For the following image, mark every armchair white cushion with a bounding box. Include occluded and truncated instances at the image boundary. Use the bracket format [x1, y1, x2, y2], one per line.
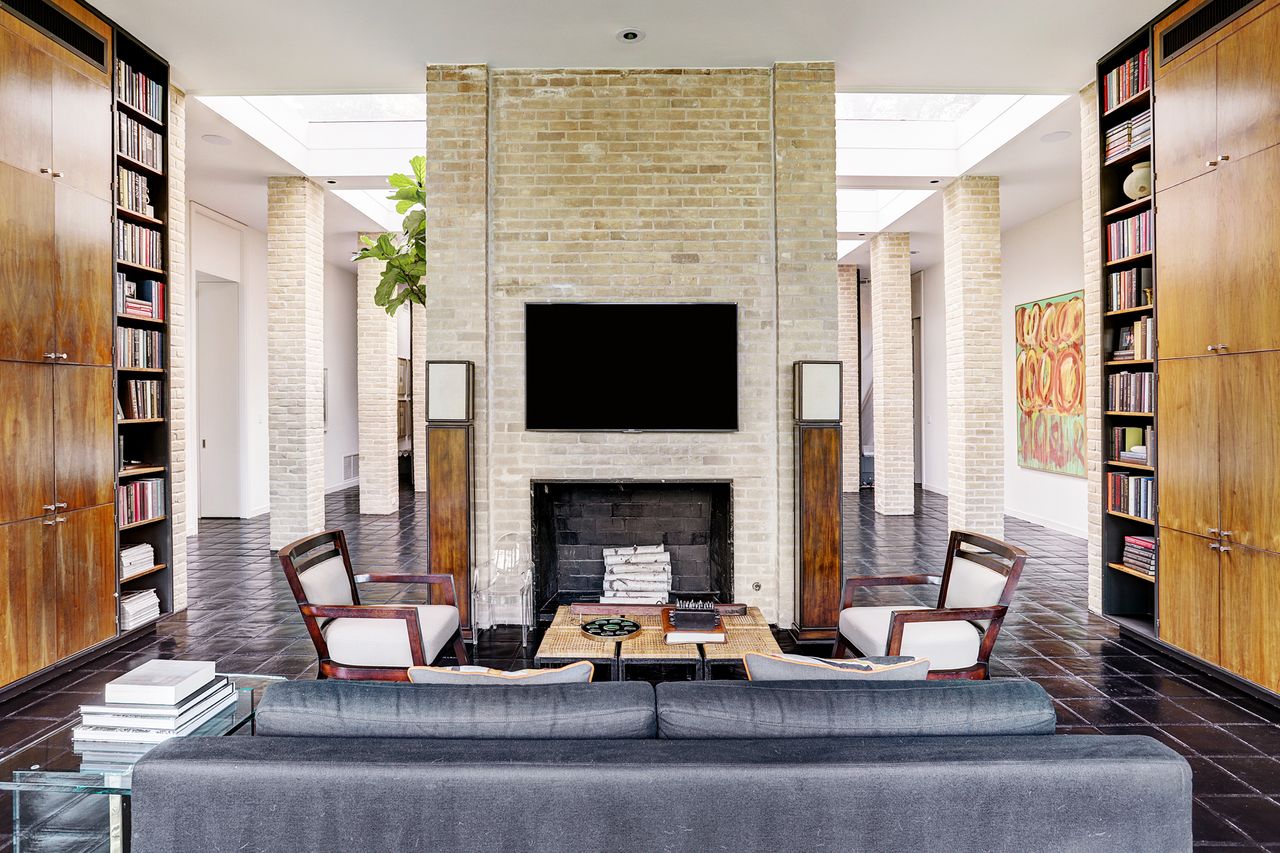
[838, 606, 982, 672]
[298, 556, 354, 606]
[323, 605, 459, 668]
[943, 555, 1008, 627]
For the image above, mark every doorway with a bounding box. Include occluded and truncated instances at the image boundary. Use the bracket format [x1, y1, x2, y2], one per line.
[196, 277, 242, 518]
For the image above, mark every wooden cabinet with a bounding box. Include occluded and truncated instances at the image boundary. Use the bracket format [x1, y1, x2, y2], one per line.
[54, 365, 114, 511]
[0, 24, 53, 177]
[1155, 171, 1219, 359]
[1219, 545, 1280, 694]
[1216, 6, 1280, 166]
[1216, 145, 1280, 355]
[1156, 356, 1219, 538]
[1158, 527, 1221, 664]
[0, 518, 57, 685]
[54, 184, 112, 365]
[1218, 351, 1280, 554]
[50, 63, 111, 202]
[0, 160, 56, 363]
[1153, 46, 1218, 191]
[0, 362, 54, 525]
[54, 504, 116, 658]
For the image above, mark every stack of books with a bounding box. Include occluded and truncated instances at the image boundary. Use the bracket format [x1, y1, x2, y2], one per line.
[1107, 371, 1155, 412]
[1103, 108, 1153, 163]
[73, 660, 234, 773]
[1102, 48, 1151, 112]
[119, 378, 163, 419]
[1122, 535, 1156, 577]
[120, 543, 156, 581]
[114, 274, 165, 320]
[120, 588, 160, 629]
[661, 606, 726, 645]
[1107, 472, 1155, 520]
[1107, 268, 1152, 311]
[118, 477, 165, 526]
[115, 58, 165, 123]
[116, 220, 163, 269]
[116, 327, 163, 369]
[1107, 210, 1152, 262]
[599, 544, 671, 606]
[116, 114, 163, 173]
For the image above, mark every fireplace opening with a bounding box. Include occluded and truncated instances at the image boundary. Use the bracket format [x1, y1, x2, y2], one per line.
[530, 480, 733, 621]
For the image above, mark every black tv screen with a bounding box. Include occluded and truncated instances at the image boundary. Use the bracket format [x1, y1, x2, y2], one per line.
[525, 303, 738, 431]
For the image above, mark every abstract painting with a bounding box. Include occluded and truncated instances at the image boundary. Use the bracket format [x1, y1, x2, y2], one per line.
[1015, 290, 1086, 477]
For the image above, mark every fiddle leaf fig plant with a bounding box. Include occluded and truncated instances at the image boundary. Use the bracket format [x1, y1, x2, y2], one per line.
[352, 155, 427, 316]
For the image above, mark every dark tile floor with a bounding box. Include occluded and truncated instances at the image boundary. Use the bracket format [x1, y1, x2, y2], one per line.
[1, 485, 1278, 849]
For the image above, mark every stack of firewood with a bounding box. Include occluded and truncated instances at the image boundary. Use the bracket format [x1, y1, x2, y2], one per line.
[599, 544, 671, 605]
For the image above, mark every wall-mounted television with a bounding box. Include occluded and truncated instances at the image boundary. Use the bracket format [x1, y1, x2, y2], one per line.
[525, 303, 738, 432]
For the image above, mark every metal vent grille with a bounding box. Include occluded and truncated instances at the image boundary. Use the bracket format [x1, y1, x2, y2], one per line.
[343, 454, 360, 481]
[1162, 0, 1264, 63]
[0, 0, 107, 70]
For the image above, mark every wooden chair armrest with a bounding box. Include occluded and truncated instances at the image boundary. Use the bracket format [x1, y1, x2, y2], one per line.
[841, 574, 942, 608]
[352, 573, 457, 606]
[298, 604, 429, 665]
[884, 605, 1008, 656]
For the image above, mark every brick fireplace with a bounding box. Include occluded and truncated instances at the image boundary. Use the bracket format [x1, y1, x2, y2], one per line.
[530, 481, 733, 620]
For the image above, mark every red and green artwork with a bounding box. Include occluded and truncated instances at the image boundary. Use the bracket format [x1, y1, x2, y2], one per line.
[1015, 291, 1086, 478]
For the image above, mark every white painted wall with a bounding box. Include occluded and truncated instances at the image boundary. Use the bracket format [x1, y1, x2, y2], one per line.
[917, 199, 1087, 536]
[323, 263, 359, 493]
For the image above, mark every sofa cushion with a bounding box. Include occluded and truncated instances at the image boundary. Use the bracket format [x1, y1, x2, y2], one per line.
[744, 653, 930, 681]
[656, 679, 1056, 739]
[839, 605, 982, 671]
[255, 680, 656, 739]
[407, 661, 593, 684]
[322, 604, 458, 668]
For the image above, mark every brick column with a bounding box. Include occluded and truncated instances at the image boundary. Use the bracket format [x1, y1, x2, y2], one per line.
[425, 65, 489, 580]
[266, 176, 326, 549]
[1080, 84, 1104, 612]
[356, 234, 398, 514]
[411, 304, 426, 491]
[774, 61, 839, 625]
[869, 234, 914, 514]
[167, 86, 189, 610]
[943, 176, 1003, 536]
[838, 264, 861, 491]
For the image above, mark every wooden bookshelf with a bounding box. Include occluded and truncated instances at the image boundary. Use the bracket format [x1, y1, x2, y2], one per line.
[113, 30, 175, 631]
[1098, 29, 1158, 635]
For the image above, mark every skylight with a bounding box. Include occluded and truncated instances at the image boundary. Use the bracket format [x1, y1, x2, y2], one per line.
[332, 189, 404, 232]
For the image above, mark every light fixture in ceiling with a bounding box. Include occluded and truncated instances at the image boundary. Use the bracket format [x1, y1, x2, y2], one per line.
[326, 179, 338, 184]
[201, 133, 231, 146]
[616, 28, 645, 43]
[929, 179, 940, 184]
[1040, 130, 1072, 144]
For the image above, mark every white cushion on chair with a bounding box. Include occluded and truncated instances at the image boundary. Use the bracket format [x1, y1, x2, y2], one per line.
[943, 555, 1009, 628]
[838, 606, 982, 672]
[298, 556, 354, 606]
[323, 605, 459, 668]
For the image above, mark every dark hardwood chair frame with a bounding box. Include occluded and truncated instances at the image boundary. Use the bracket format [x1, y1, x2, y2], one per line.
[279, 529, 469, 681]
[832, 530, 1028, 680]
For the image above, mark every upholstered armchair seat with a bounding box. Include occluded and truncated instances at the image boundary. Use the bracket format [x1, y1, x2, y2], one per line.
[838, 606, 983, 672]
[323, 605, 460, 669]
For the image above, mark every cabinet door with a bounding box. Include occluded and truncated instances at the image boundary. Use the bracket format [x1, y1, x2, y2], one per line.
[0, 518, 56, 686]
[0, 23, 53, 176]
[54, 503, 116, 658]
[1219, 351, 1280, 554]
[54, 364, 114, 511]
[1216, 5, 1280, 166]
[0, 160, 56, 361]
[51, 64, 111, 202]
[54, 183, 112, 365]
[1219, 545, 1280, 693]
[1157, 356, 1220, 538]
[0, 361, 54, 524]
[1154, 46, 1219, 192]
[1215, 145, 1280, 355]
[1158, 527, 1221, 664]
[1156, 171, 1220, 359]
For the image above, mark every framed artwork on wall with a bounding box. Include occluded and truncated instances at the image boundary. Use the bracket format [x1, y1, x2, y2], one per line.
[1015, 290, 1085, 478]
[397, 358, 410, 399]
[397, 400, 410, 440]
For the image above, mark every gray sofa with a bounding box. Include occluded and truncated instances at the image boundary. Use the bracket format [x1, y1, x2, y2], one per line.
[132, 679, 1192, 853]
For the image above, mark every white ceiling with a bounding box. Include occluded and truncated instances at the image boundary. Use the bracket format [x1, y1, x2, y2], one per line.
[95, 0, 1168, 95]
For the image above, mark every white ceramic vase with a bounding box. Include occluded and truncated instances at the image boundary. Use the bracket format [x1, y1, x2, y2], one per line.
[1123, 161, 1153, 200]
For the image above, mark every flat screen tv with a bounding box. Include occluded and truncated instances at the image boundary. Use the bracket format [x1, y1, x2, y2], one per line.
[525, 303, 738, 431]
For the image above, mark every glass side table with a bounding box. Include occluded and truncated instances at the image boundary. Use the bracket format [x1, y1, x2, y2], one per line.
[0, 673, 284, 853]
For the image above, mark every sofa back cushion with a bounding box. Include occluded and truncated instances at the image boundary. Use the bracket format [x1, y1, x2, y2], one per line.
[744, 653, 930, 681]
[656, 679, 1056, 739]
[407, 661, 593, 685]
[256, 680, 656, 739]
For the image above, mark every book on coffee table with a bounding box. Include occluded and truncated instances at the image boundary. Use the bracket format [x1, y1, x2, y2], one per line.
[661, 607, 727, 645]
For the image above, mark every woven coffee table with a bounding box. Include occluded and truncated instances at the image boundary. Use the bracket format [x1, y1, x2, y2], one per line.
[534, 606, 779, 680]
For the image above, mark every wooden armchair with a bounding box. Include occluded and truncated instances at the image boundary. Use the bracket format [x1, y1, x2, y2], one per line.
[278, 530, 468, 681]
[832, 530, 1027, 680]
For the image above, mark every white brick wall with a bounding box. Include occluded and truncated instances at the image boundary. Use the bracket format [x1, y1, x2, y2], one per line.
[425, 64, 837, 625]
[943, 176, 1004, 537]
[168, 87, 188, 609]
[870, 234, 915, 514]
[838, 264, 861, 491]
[1079, 84, 1104, 612]
[266, 176, 327, 549]
[411, 304, 426, 491]
[356, 234, 399, 514]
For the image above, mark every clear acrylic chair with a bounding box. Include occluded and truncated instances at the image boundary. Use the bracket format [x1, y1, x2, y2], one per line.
[486, 533, 534, 648]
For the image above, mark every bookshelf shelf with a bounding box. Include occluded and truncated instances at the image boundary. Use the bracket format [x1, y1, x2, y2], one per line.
[1109, 562, 1156, 583]
[1107, 460, 1155, 472]
[121, 563, 167, 582]
[116, 314, 165, 326]
[119, 465, 166, 478]
[1104, 142, 1153, 168]
[1105, 304, 1154, 317]
[1103, 87, 1150, 117]
[1106, 251, 1153, 267]
[116, 151, 163, 177]
[117, 417, 166, 425]
[1105, 411, 1154, 417]
[119, 515, 166, 531]
[1107, 510, 1155, 525]
[116, 206, 163, 226]
[116, 366, 165, 374]
[1103, 198, 1152, 220]
[1105, 359, 1154, 367]
[115, 97, 163, 128]
[116, 259, 165, 276]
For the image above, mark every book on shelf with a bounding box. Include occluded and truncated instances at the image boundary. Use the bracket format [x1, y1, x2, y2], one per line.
[116, 327, 164, 369]
[120, 589, 161, 630]
[1103, 47, 1151, 112]
[115, 274, 166, 320]
[116, 219, 163, 269]
[1108, 267, 1152, 311]
[1111, 316, 1155, 361]
[1107, 472, 1155, 520]
[1107, 210, 1152, 262]
[117, 165, 155, 216]
[120, 542, 156, 580]
[662, 607, 727, 645]
[1111, 426, 1155, 465]
[1104, 108, 1152, 163]
[120, 378, 163, 419]
[117, 477, 165, 526]
[116, 113, 163, 173]
[1121, 534, 1157, 576]
[1107, 371, 1155, 412]
[115, 58, 164, 123]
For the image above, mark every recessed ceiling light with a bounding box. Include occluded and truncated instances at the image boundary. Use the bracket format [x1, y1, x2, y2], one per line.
[201, 133, 231, 146]
[1040, 130, 1072, 144]
[616, 28, 645, 43]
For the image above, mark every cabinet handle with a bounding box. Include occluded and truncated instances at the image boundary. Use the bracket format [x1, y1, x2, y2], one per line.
[43, 351, 58, 359]
[1221, 530, 1233, 538]
[43, 503, 57, 511]
[1217, 343, 1228, 352]
[54, 501, 67, 509]
[1219, 545, 1232, 553]
[1206, 159, 1219, 167]
[42, 518, 57, 525]
[51, 171, 63, 178]
[1206, 345, 1218, 353]
[1219, 154, 1230, 162]
[1208, 527, 1219, 535]
[39, 167, 51, 174]
[1209, 542, 1221, 551]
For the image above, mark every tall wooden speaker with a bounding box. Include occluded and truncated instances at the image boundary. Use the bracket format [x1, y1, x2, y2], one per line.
[425, 361, 474, 640]
[793, 361, 844, 641]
